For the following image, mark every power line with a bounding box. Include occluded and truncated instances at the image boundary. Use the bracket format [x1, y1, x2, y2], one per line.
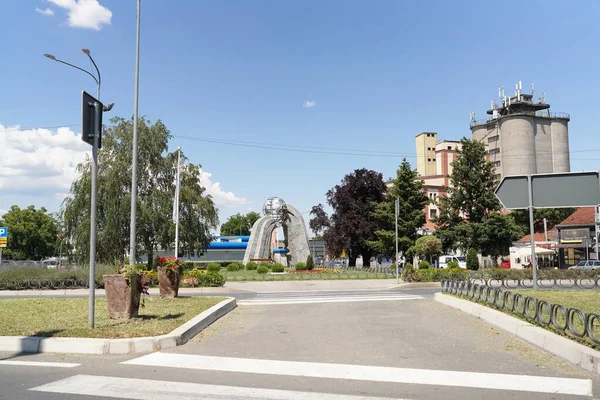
[2, 123, 600, 160]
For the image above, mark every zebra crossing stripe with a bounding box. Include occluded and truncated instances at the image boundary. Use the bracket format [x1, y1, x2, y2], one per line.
[122, 353, 593, 396]
[29, 374, 406, 400]
[238, 294, 423, 306]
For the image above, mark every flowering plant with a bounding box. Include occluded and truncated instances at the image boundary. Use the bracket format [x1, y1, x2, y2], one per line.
[156, 256, 181, 273]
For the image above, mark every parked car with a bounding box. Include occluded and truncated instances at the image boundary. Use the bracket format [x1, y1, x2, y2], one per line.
[500, 259, 511, 269]
[438, 255, 466, 269]
[568, 260, 600, 270]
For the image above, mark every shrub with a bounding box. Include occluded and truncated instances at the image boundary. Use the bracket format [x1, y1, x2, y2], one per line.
[180, 261, 196, 271]
[295, 262, 308, 271]
[271, 263, 285, 273]
[418, 261, 431, 270]
[207, 263, 221, 272]
[404, 263, 414, 271]
[466, 248, 479, 271]
[447, 260, 460, 269]
[257, 266, 268, 274]
[259, 262, 271, 270]
[226, 262, 243, 272]
[245, 262, 258, 270]
[199, 272, 226, 287]
[306, 255, 314, 270]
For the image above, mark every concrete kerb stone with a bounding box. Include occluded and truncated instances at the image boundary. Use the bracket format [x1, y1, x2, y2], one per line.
[0, 297, 237, 355]
[434, 292, 600, 375]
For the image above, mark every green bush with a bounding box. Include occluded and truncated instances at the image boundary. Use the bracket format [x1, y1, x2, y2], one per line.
[245, 262, 257, 270]
[226, 262, 242, 272]
[180, 261, 196, 271]
[257, 266, 268, 274]
[199, 272, 226, 287]
[467, 248, 479, 271]
[295, 262, 308, 271]
[404, 263, 414, 271]
[306, 255, 314, 270]
[207, 263, 221, 272]
[259, 262, 271, 270]
[271, 264, 285, 273]
[418, 261, 431, 270]
[402, 267, 469, 282]
[447, 260, 460, 269]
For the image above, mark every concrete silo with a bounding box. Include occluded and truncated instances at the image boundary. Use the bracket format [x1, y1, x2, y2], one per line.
[470, 82, 571, 178]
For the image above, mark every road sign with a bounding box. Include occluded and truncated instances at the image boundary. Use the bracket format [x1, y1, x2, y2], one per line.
[0, 227, 7, 238]
[495, 171, 600, 210]
[82, 90, 103, 149]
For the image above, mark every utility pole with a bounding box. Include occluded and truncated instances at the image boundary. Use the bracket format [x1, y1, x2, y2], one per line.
[395, 197, 399, 283]
[174, 147, 181, 258]
[129, 0, 142, 265]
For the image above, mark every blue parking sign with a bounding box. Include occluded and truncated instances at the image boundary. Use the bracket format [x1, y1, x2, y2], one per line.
[0, 227, 7, 238]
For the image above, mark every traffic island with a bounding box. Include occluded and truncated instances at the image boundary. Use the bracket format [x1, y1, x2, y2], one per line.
[434, 292, 600, 375]
[0, 296, 236, 354]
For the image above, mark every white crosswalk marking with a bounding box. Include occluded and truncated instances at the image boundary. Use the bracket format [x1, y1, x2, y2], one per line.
[0, 360, 80, 368]
[30, 374, 405, 400]
[123, 353, 593, 397]
[238, 292, 424, 306]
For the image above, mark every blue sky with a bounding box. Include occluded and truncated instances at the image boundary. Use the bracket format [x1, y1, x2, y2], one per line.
[1, 0, 600, 229]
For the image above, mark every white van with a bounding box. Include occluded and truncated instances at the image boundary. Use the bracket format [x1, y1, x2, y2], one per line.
[438, 255, 466, 269]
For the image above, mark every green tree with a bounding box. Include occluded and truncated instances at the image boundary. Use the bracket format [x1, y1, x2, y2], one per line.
[466, 248, 479, 271]
[367, 159, 429, 260]
[0, 205, 58, 260]
[220, 212, 261, 236]
[511, 208, 575, 238]
[61, 116, 218, 265]
[414, 235, 442, 263]
[436, 138, 521, 258]
[306, 254, 314, 270]
[325, 168, 387, 267]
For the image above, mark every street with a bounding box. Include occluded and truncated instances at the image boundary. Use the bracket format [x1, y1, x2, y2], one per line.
[0, 286, 597, 399]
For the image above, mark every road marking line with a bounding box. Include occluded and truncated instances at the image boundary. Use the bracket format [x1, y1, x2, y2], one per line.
[0, 360, 80, 368]
[30, 374, 406, 400]
[123, 353, 593, 396]
[238, 296, 424, 306]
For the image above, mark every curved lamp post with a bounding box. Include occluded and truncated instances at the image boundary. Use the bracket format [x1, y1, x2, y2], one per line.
[43, 49, 106, 328]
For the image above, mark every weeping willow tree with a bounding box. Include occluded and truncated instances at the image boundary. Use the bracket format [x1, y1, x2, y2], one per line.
[61, 116, 219, 265]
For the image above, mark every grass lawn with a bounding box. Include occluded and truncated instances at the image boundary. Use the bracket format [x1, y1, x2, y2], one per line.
[512, 290, 600, 315]
[0, 296, 226, 339]
[459, 289, 600, 349]
[223, 269, 395, 281]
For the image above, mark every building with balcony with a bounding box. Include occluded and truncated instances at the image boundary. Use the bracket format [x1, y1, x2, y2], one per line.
[470, 82, 571, 179]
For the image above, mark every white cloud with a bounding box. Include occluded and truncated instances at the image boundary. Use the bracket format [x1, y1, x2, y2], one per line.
[0, 124, 90, 198]
[199, 169, 247, 206]
[36, 7, 55, 16]
[302, 100, 316, 108]
[48, 0, 112, 30]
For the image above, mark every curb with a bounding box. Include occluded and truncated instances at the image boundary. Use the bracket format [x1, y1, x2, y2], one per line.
[0, 297, 237, 355]
[434, 292, 600, 375]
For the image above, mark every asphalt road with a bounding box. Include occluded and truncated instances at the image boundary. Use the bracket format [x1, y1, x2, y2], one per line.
[0, 286, 597, 399]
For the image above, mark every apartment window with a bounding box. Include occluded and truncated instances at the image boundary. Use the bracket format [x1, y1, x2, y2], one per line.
[429, 209, 438, 220]
[447, 146, 452, 150]
[489, 148, 500, 155]
[494, 174, 501, 181]
[493, 161, 501, 167]
[433, 158, 436, 161]
[488, 136, 499, 143]
[427, 158, 431, 162]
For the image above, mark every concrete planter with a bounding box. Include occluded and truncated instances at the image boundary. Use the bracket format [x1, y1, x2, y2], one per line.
[103, 274, 141, 319]
[158, 267, 180, 298]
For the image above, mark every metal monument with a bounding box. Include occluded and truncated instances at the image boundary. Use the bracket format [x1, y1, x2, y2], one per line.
[243, 197, 311, 266]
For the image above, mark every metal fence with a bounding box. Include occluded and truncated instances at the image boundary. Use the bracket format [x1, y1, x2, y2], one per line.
[442, 279, 600, 346]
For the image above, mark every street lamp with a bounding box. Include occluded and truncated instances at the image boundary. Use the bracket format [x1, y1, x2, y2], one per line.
[43, 49, 106, 328]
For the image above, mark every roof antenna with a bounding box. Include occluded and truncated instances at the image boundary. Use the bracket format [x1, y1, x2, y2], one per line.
[470, 111, 476, 122]
[530, 83, 535, 96]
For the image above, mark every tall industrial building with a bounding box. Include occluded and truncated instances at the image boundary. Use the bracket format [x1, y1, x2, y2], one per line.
[470, 81, 570, 179]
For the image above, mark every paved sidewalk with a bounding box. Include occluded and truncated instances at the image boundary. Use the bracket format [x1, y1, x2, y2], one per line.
[0, 279, 407, 297]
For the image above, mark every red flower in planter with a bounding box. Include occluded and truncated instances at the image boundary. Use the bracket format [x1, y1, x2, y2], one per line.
[156, 255, 180, 272]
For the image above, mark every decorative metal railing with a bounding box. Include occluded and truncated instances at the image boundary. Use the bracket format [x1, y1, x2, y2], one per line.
[442, 279, 600, 346]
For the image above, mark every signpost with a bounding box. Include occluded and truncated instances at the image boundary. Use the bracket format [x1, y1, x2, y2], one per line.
[395, 197, 399, 283]
[495, 171, 600, 289]
[82, 91, 103, 329]
[0, 227, 7, 265]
